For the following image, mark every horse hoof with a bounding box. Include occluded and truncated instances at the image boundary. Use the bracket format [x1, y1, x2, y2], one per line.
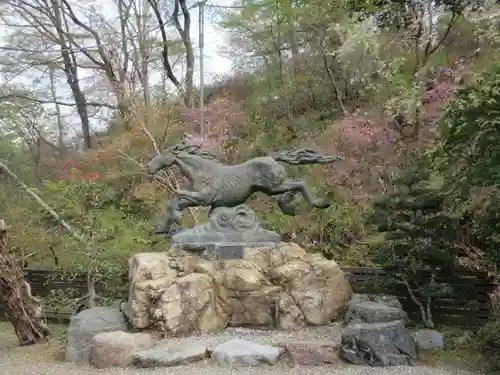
[315, 200, 330, 209]
[168, 228, 182, 237]
[153, 225, 170, 235]
[282, 207, 296, 216]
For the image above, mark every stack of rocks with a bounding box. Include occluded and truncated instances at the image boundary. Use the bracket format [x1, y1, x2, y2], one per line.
[339, 294, 418, 366]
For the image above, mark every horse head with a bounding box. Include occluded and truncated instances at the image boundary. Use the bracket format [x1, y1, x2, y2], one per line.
[146, 152, 177, 175]
[146, 140, 222, 176]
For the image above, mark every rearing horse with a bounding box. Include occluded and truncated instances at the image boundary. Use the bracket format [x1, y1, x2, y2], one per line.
[146, 141, 343, 236]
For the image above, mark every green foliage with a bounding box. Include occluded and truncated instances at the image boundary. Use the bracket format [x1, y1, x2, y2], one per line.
[0, 170, 161, 270]
[0, 104, 41, 183]
[1, 0, 497, 286]
[0, 139, 34, 180]
[345, 0, 411, 29]
[476, 321, 500, 373]
[337, 233, 385, 266]
[346, 0, 484, 29]
[0, 176, 157, 308]
[366, 166, 462, 326]
[432, 60, 500, 268]
[311, 196, 364, 250]
[38, 179, 156, 266]
[434, 61, 500, 190]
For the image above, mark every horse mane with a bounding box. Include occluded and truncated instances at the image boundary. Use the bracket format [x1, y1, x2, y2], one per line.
[168, 140, 221, 162]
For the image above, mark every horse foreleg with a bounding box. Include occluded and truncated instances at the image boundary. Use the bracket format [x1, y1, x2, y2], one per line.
[270, 180, 330, 209]
[153, 197, 180, 235]
[154, 191, 205, 235]
[276, 191, 299, 216]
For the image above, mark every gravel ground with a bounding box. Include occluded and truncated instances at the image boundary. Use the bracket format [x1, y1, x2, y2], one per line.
[0, 322, 484, 375]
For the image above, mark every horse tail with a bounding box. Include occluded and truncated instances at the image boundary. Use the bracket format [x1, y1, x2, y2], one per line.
[271, 148, 344, 165]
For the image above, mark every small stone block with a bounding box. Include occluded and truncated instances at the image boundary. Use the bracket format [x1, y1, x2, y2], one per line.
[286, 340, 340, 365]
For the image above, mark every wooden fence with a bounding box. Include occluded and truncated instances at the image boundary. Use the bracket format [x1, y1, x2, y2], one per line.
[342, 267, 497, 330]
[22, 269, 94, 296]
[0, 267, 497, 329]
[0, 269, 104, 321]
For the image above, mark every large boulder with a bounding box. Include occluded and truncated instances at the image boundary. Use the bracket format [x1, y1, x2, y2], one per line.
[91, 331, 155, 368]
[340, 320, 417, 366]
[123, 243, 352, 336]
[65, 307, 127, 364]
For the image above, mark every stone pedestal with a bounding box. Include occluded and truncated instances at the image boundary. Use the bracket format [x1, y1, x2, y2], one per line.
[123, 243, 353, 336]
[171, 205, 281, 259]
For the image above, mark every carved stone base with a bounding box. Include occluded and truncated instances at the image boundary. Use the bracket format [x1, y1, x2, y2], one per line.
[171, 205, 281, 258]
[124, 243, 353, 335]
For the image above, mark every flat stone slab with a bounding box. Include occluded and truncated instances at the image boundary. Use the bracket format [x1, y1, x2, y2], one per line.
[349, 294, 403, 309]
[286, 340, 341, 365]
[134, 344, 208, 367]
[211, 338, 285, 366]
[346, 300, 407, 324]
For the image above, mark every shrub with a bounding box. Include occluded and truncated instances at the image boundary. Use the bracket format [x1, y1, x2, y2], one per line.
[476, 321, 500, 373]
[432, 60, 500, 269]
[366, 165, 463, 328]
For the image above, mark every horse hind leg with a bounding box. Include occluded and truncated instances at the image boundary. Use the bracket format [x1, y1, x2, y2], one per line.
[272, 180, 330, 209]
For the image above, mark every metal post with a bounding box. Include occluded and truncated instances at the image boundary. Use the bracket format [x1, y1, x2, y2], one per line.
[198, 1, 205, 142]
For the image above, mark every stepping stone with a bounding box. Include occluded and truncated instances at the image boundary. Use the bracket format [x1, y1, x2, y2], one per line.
[211, 338, 285, 366]
[91, 331, 155, 368]
[134, 343, 208, 367]
[286, 339, 341, 365]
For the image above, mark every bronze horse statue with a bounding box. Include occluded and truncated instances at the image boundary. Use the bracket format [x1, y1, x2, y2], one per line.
[146, 140, 343, 236]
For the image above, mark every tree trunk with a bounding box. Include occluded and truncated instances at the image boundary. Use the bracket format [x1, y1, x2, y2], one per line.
[48, 65, 66, 158]
[60, 0, 130, 132]
[50, 0, 92, 149]
[285, 0, 299, 77]
[0, 220, 51, 346]
[275, 2, 284, 83]
[173, 0, 194, 107]
[147, 0, 185, 100]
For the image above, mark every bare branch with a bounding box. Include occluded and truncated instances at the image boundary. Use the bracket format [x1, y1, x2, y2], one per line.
[0, 93, 117, 109]
[146, 0, 183, 92]
[59, 0, 115, 77]
[0, 160, 82, 242]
